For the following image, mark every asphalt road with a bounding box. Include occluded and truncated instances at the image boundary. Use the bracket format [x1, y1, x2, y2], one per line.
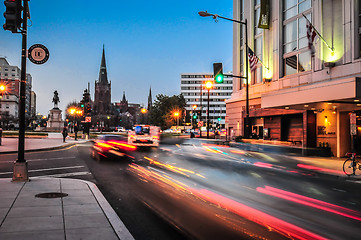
[1, 139, 361, 239]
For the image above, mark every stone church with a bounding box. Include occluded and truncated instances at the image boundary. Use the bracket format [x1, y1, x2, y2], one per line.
[93, 46, 111, 127]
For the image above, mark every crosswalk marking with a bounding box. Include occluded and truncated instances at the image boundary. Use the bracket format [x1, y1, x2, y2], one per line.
[0, 165, 85, 175]
[32, 171, 92, 178]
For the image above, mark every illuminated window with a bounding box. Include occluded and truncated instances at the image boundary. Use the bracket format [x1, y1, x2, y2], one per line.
[283, 0, 312, 76]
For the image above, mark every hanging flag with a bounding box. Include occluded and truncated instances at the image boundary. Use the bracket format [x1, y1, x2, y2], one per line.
[248, 47, 258, 72]
[306, 21, 317, 56]
[258, 0, 270, 29]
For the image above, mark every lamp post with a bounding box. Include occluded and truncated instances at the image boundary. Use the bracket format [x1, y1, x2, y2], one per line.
[0, 84, 5, 129]
[198, 11, 250, 138]
[205, 81, 213, 139]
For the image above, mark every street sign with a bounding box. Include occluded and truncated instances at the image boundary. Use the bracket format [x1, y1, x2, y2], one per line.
[28, 44, 49, 65]
[198, 121, 203, 127]
[85, 116, 91, 123]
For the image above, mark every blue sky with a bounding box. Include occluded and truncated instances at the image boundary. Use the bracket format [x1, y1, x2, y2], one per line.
[0, 0, 233, 115]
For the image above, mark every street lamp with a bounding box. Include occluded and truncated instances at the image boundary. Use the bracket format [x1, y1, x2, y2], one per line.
[198, 11, 250, 138]
[174, 111, 180, 130]
[205, 80, 213, 139]
[141, 108, 147, 124]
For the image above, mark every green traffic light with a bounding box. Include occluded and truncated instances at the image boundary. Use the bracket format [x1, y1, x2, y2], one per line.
[193, 115, 197, 119]
[81, 104, 84, 108]
[218, 117, 222, 121]
[215, 74, 224, 83]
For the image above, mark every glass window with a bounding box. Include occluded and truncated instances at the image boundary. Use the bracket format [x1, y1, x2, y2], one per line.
[283, 0, 311, 76]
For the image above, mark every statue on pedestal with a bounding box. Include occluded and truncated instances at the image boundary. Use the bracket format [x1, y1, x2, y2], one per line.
[47, 90, 64, 131]
[52, 90, 60, 109]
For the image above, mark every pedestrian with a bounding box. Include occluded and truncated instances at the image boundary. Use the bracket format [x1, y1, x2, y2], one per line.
[61, 126, 68, 143]
[74, 123, 78, 141]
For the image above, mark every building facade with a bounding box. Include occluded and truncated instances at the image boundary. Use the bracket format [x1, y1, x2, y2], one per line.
[181, 73, 233, 128]
[227, 0, 361, 157]
[0, 57, 33, 127]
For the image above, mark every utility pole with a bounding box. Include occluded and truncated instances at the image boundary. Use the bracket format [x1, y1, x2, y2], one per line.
[13, 0, 29, 181]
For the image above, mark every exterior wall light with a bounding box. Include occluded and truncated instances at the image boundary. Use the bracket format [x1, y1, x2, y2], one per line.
[324, 62, 336, 68]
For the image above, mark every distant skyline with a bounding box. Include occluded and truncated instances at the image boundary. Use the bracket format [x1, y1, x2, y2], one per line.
[0, 1, 233, 115]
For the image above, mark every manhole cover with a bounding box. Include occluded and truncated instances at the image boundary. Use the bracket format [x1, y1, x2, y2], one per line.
[35, 192, 68, 198]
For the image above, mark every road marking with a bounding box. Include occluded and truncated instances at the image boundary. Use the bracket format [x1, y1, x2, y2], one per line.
[0, 165, 85, 175]
[32, 171, 92, 178]
[0, 156, 77, 164]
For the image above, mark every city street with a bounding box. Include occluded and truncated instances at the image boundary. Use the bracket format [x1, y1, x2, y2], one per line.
[1, 139, 361, 239]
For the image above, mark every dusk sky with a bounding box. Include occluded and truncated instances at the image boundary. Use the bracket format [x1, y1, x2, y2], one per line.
[1, 0, 233, 115]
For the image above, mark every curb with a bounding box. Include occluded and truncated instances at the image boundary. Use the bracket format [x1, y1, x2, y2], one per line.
[77, 178, 134, 240]
[0, 142, 77, 155]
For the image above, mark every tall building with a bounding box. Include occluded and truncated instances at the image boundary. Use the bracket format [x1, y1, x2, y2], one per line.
[30, 91, 36, 119]
[0, 57, 33, 127]
[227, 0, 361, 157]
[181, 73, 233, 128]
[94, 46, 111, 116]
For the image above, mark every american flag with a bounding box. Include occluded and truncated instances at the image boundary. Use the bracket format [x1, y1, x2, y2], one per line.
[248, 47, 258, 72]
[307, 21, 317, 56]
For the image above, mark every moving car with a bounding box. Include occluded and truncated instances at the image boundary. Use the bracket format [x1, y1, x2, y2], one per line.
[128, 125, 160, 147]
[91, 134, 137, 160]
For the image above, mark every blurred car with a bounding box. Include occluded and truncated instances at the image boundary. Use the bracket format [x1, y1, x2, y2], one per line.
[91, 134, 137, 160]
[116, 126, 126, 132]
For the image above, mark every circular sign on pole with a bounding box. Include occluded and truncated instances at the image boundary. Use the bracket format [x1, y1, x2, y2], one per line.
[28, 44, 49, 65]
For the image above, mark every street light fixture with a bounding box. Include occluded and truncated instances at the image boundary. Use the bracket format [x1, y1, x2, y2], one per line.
[198, 11, 250, 138]
[174, 111, 180, 130]
[205, 80, 213, 139]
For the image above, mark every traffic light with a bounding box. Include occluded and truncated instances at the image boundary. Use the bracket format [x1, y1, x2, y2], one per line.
[3, 0, 22, 33]
[193, 114, 197, 119]
[80, 103, 84, 108]
[213, 63, 224, 83]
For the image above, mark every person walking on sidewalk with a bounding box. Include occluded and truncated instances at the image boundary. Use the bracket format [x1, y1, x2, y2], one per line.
[74, 123, 78, 141]
[62, 126, 68, 143]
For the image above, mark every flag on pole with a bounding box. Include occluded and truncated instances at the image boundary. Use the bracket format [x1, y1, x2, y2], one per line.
[248, 47, 258, 72]
[306, 21, 317, 56]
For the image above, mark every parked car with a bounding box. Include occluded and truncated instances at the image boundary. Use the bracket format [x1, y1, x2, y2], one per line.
[91, 134, 137, 160]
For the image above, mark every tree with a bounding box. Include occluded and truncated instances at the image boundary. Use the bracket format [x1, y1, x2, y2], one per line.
[149, 94, 186, 130]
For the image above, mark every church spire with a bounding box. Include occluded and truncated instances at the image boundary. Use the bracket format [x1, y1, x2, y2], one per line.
[147, 86, 152, 110]
[121, 91, 127, 103]
[98, 45, 108, 84]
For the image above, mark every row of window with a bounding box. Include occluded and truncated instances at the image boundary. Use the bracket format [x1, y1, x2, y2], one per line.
[181, 87, 232, 90]
[1, 68, 16, 71]
[184, 92, 231, 96]
[181, 75, 213, 78]
[187, 104, 225, 108]
[0, 73, 16, 77]
[181, 80, 232, 84]
[186, 98, 227, 102]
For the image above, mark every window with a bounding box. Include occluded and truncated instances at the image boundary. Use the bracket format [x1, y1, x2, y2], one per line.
[358, 1, 361, 58]
[253, 0, 263, 84]
[283, 0, 311, 76]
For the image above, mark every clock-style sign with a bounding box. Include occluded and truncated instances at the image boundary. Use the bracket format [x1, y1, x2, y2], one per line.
[28, 44, 49, 65]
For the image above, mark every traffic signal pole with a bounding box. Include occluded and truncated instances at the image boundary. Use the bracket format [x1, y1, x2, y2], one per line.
[13, 0, 29, 181]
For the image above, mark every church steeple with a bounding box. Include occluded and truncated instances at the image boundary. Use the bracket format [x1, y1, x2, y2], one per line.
[147, 86, 152, 110]
[121, 91, 127, 103]
[98, 45, 108, 84]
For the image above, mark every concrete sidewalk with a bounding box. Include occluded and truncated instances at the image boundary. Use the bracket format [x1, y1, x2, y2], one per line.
[0, 178, 134, 240]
